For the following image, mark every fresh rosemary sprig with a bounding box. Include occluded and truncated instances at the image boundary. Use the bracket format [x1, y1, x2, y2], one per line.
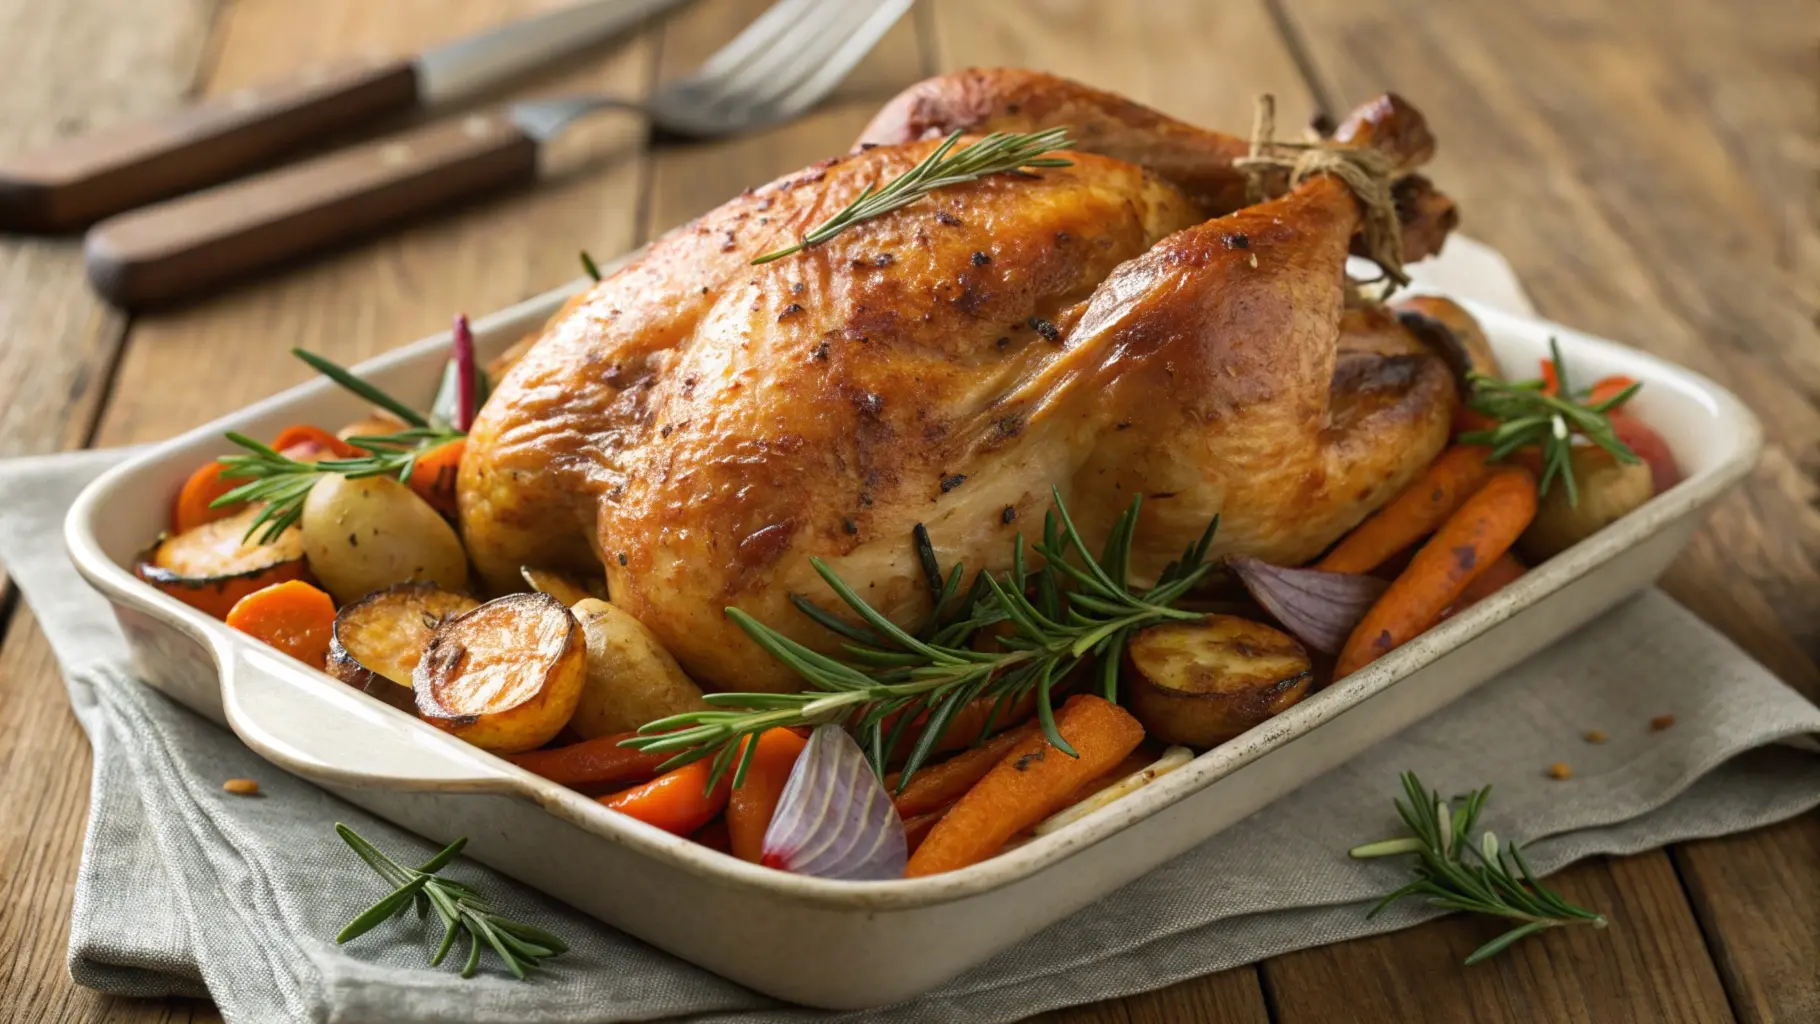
[751, 128, 1076, 265]
[1458, 338, 1641, 507]
[215, 426, 463, 543]
[626, 488, 1219, 792]
[334, 824, 568, 980]
[580, 250, 602, 282]
[1350, 771, 1607, 964]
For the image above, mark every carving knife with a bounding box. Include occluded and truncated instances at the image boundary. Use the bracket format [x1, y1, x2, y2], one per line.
[0, 0, 690, 231]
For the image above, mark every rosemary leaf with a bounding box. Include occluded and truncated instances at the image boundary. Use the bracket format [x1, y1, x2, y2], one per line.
[1352, 772, 1607, 963]
[752, 129, 1075, 265]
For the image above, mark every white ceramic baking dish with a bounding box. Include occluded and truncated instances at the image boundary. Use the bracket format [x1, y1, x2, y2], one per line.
[64, 254, 1761, 1009]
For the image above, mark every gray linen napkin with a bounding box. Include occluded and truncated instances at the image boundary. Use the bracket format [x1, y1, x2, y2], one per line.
[3, 240, 1818, 1022]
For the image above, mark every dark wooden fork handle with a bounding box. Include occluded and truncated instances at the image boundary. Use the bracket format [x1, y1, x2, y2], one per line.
[85, 111, 540, 308]
[0, 56, 420, 232]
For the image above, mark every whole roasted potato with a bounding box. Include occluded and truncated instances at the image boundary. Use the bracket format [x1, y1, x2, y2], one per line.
[1519, 446, 1654, 561]
[1124, 614, 1313, 748]
[300, 473, 468, 604]
[568, 598, 708, 737]
[415, 592, 585, 752]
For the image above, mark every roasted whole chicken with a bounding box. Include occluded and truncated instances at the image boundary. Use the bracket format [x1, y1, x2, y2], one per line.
[459, 69, 1466, 693]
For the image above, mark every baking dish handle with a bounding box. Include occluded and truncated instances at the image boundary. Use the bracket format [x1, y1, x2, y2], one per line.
[219, 640, 523, 795]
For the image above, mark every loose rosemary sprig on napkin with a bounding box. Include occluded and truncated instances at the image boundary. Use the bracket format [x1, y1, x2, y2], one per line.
[334, 824, 568, 980]
[1458, 338, 1641, 507]
[626, 488, 1219, 792]
[751, 128, 1076, 265]
[1350, 771, 1607, 964]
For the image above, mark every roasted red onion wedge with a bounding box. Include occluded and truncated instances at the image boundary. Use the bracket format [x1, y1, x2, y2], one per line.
[1228, 556, 1388, 654]
[761, 725, 907, 880]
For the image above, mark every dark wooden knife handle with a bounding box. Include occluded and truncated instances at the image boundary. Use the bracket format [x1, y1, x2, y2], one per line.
[0, 56, 420, 232]
[85, 112, 540, 308]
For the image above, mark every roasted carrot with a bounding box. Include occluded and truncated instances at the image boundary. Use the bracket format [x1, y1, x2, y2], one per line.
[889, 721, 1039, 818]
[726, 727, 810, 863]
[407, 438, 466, 518]
[903, 806, 952, 855]
[1316, 445, 1494, 574]
[1336, 467, 1539, 679]
[882, 692, 1036, 761]
[271, 424, 362, 460]
[172, 460, 244, 534]
[224, 580, 336, 668]
[505, 732, 672, 788]
[1587, 375, 1640, 407]
[1539, 358, 1561, 397]
[905, 695, 1146, 877]
[601, 759, 733, 835]
[693, 818, 732, 854]
[1441, 553, 1527, 619]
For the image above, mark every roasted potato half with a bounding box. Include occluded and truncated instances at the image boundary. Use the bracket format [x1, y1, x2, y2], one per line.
[1124, 615, 1313, 748]
[414, 592, 585, 752]
[300, 472, 469, 604]
[328, 583, 480, 711]
[135, 506, 308, 620]
[567, 598, 708, 738]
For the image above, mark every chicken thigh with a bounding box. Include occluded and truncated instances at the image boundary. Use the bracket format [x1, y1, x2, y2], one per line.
[459, 74, 1460, 693]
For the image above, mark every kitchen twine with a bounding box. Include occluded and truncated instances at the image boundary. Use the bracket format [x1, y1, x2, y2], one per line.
[1233, 94, 1408, 287]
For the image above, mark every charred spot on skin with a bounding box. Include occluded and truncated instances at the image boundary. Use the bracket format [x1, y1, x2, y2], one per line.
[940, 473, 967, 493]
[1055, 230, 1072, 246]
[617, 552, 628, 566]
[857, 392, 884, 417]
[1014, 749, 1045, 771]
[1001, 505, 1017, 524]
[1453, 545, 1478, 573]
[778, 303, 805, 321]
[347, 533, 358, 547]
[935, 210, 962, 227]
[1028, 317, 1060, 342]
[994, 415, 1023, 439]
[842, 518, 859, 536]
[737, 522, 795, 570]
[996, 336, 1011, 349]
[791, 281, 805, 295]
[811, 339, 831, 361]
[1116, 420, 1132, 431]
[971, 251, 992, 266]
[660, 424, 673, 438]
[1223, 232, 1250, 249]
[1150, 491, 1177, 499]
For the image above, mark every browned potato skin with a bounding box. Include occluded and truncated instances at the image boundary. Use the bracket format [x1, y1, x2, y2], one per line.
[1124, 614, 1313, 748]
[414, 592, 585, 753]
[568, 598, 707, 738]
[1519, 447, 1654, 561]
[327, 583, 480, 704]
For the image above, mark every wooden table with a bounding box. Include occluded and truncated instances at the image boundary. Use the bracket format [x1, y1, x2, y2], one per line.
[1, 1, 1814, 1021]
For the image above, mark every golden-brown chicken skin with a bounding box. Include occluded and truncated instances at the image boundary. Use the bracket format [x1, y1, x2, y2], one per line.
[460, 75, 1459, 694]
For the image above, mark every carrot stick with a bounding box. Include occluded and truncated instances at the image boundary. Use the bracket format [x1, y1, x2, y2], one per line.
[884, 692, 1037, 761]
[224, 580, 336, 668]
[601, 759, 732, 836]
[505, 732, 673, 788]
[272, 424, 362, 460]
[1316, 445, 1495, 574]
[903, 806, 952, 855]
[1587, 375, 1639, 407]
[905, 695, 1146, 877]
[1336, 467, 1539, 679]
[693, 818, 732, 854]
[1441, 553, 1526, 620]
[726, 728, 809, 863]
[172, 460, 244, 534]
[889, 721, 1039, 818]
[407, 438, 465, 518]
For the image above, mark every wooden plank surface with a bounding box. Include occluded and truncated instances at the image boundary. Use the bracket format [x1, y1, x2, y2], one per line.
[0, 1, 1815, 1022]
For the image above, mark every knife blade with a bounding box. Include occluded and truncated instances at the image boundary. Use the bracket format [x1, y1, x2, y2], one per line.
[0, 0, 689, 232]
